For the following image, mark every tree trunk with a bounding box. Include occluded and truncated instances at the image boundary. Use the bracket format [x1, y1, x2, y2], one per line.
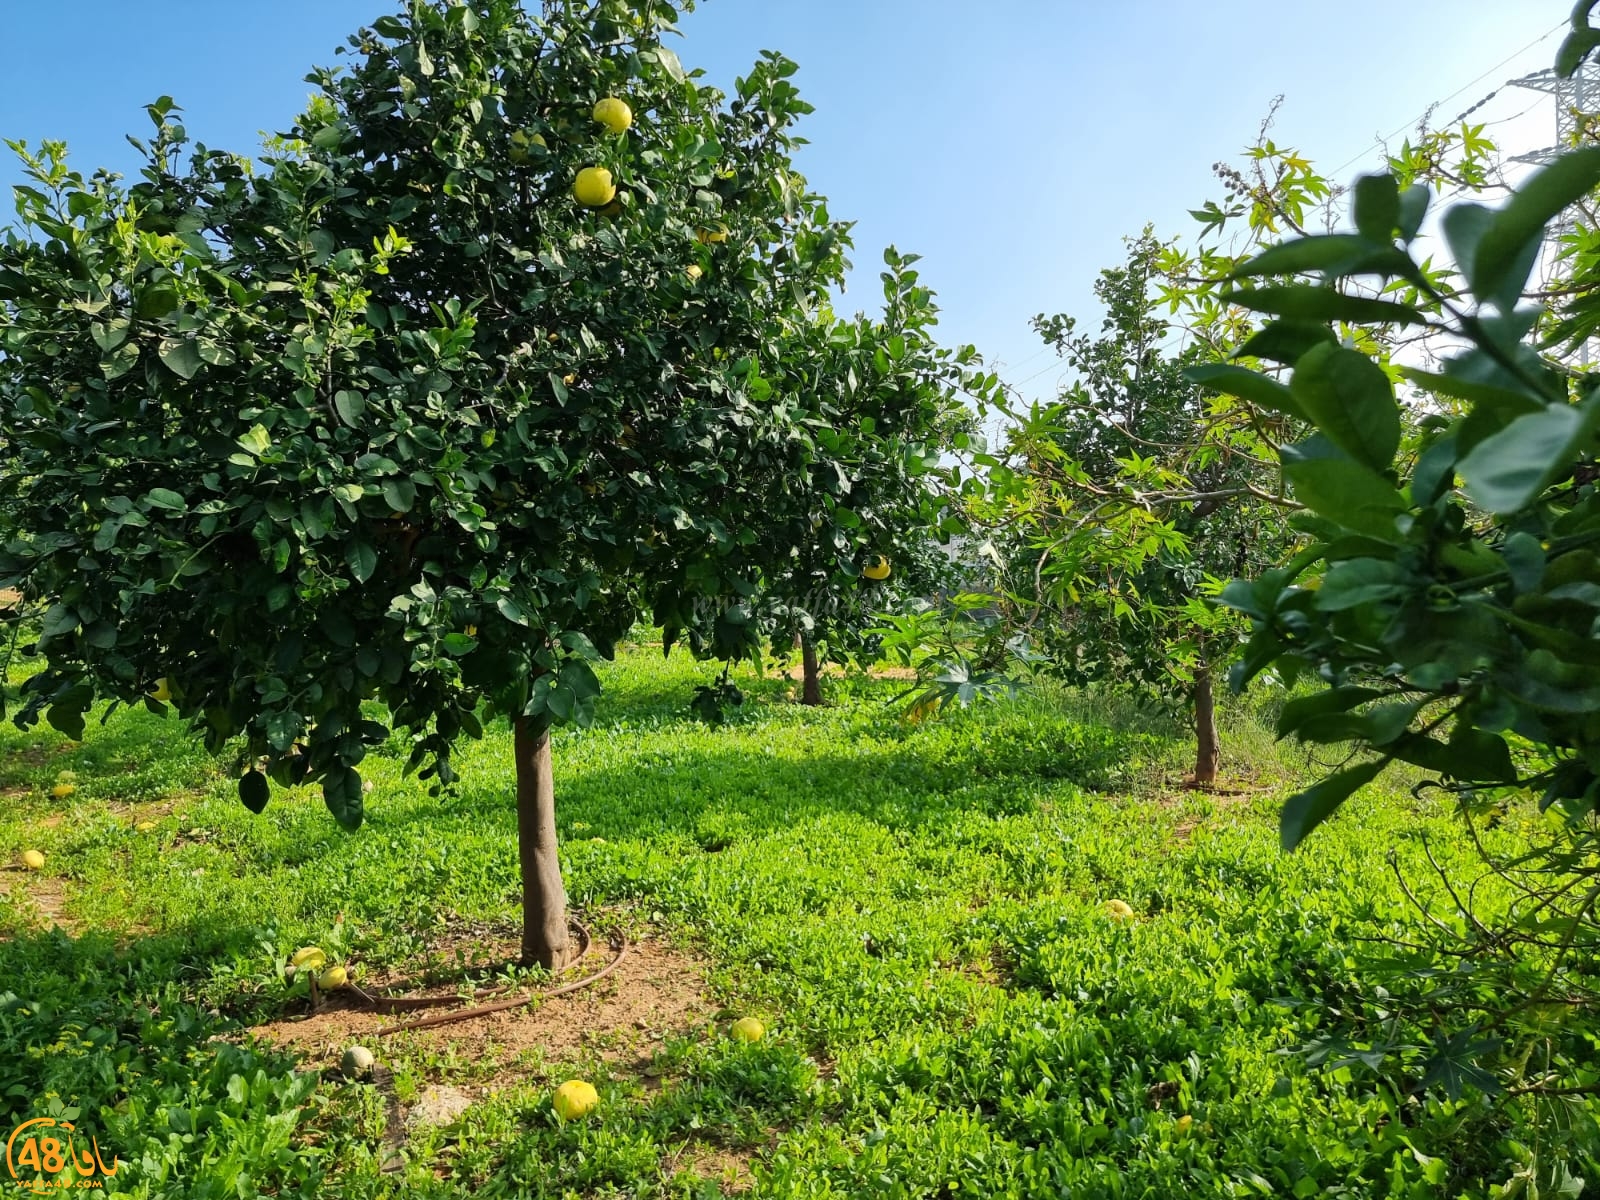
[1192, 665, 1221, 787]
[800, 635, 823, 706]
[513, 716, 574, 970]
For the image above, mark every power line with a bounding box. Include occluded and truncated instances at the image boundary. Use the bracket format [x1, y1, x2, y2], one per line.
[1325, 19, 1566, 179]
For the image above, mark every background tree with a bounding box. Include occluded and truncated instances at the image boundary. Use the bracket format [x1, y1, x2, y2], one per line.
[986, 232, 1292, 784]
[0, 0, 856, 969]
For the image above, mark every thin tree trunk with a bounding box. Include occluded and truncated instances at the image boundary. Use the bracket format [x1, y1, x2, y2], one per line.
[800, 634, 822, 706]
[513, 716, 573, 970]
[1192, 665, 1220, 787]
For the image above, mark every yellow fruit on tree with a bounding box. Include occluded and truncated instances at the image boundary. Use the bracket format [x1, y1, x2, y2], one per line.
[563, 373, 577, 386]
[149, 677, 172, 703]
[21, 849, 45, 871]
[573, 166, 616, 208]
[686, 264, 703, 281]
[464, 625, 478, 637]
[730, 1016, 765, 1043]
[552, 1079, 599, 1121]
[292, 946, 328, 971]
[862, 556, 891, 581]
[696, 224, 729, 245]
[592, 97, 632, 133]
[1104, 899, 1135, 923]
[508, 128, 546, 163]
[318, 965, 349, 991]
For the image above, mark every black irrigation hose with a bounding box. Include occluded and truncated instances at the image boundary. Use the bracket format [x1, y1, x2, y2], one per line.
[372, 921, 628, 1037]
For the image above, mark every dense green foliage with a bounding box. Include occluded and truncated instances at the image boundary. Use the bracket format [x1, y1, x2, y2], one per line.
[2, 647, 1591, 1196]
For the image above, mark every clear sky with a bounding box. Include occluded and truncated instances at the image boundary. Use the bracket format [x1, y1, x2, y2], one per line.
[0, 2, 1568, 400]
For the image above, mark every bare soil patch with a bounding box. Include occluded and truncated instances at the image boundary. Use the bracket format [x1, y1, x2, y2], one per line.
[669, 1143, 757, 1193]
[0, 868, 72, 933]
[251, 932, 717, 1096]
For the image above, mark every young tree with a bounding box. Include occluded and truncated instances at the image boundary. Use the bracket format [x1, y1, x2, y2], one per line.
[0, 0, 853, 969]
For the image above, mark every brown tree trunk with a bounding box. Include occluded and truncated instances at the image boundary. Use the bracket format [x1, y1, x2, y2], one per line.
[800, 635, 823, 706]
[1192, 665, 1220, 787]
[513, 716, 574, 970]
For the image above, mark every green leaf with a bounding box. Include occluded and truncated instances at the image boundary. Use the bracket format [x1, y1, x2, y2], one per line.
[1314, 559, 1408, 611]
[1474, 149, 1600, 309]
[382, 479, 417, 512]
[1225, 285, 1425, 327]
[1557, 27, 1600, 77]
[1352, 174, 1400, 242]
[145, 488, 186, 512]
[1281, 759, 1389, 850]
[1396, 184, 1430, 242]
[1282, 436, 1407, 540]
[238, 425, 272, 456]
[346, 540, 378, 583]
[322, 767, 364, 830]
[496, 595, 529, 625]
[1457, 398, 1600, 515]
[1183, 363, 1304, 420]
[334, 390, 367, 427]
[1233, 234, 1414, 282]
[239, 770, 271, 815]
[159, 338, 203, 380]
[1289, 343, 1401, 471]
[1235, 321, 1336, 367]
[1276, 686, 1384, 740]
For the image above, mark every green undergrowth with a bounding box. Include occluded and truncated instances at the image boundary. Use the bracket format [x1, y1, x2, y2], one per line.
[0, 648, 1589, 1197]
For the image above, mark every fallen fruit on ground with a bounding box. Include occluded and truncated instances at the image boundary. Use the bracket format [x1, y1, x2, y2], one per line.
[1176, 1114, 1194, 1136]
[573, 166, 616, 208]
[592, 96, 632, 133]
[135, 821, 157, 833]
[318, 965, 349, 990]
[292, 946, 327, 971]
[341, 1046, 376, 1079]
[863, 556, 891, 581]
[51, 784, 75, 799]
[21, 849, 45, 870]
[552, 1079, 599, 1121]
[1105, 898, 1136, 922]
[730, 1016, 765, 1042]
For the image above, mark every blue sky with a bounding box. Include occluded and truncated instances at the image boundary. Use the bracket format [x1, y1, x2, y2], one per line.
[0, 2, 1567, 399]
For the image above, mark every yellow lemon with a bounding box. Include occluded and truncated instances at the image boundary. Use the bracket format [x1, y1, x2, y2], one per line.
[318, 965, 349, 991]
[686, 264, 703, 281]
[1176, 1114, 1194, 1136]
[464, 624, 478, 637]
[730, 1016, 765, 1043]
[547, 332, 561, 343]
[149, 677, 172, 703]
[51, 783, 75, 799]
[1104, 899, 1135, 923]
[862, 556, 890, 581]
[135, 820, 157, 833]
[552, 1079, 599, 1121]
[592, 97, 632, 133]
[563, 373, 577, 386]
[292, 946, 327, 971]
[21, 849, 45, 871]
[696, 224, 729, 245]
[573, 166, 616, 208]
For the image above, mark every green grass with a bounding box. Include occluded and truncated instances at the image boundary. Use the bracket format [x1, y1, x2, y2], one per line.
[0, 648, 1589, 1197]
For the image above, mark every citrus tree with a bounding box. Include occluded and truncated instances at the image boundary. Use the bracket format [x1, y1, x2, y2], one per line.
[0, 0, 853, 969]
[729, 249, 978, 707]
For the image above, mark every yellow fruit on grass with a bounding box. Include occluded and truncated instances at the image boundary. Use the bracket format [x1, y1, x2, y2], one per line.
[149, 677, 172, 703]
[1175, 1114, 1194, 1136]
[51, 784, 75, 799]
[1104, 899, 1135, 923]
[21, 849, 45, 870]
[292, 946, 328, 971]
[685, 264, 703, 281]
[318, 965, 349, 991]
[135, 820, 157, 833]
[862, 556, 891, 581]
[730, 1016, 765, 1043]
[696, 224, 729, 245]
[592, 97, 632, 133]
[573, 166, 616, 208]
[552, 1079, 599, 1121]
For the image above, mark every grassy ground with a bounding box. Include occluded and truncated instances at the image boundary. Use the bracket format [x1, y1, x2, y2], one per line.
[0, 646, 1586, 1197]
